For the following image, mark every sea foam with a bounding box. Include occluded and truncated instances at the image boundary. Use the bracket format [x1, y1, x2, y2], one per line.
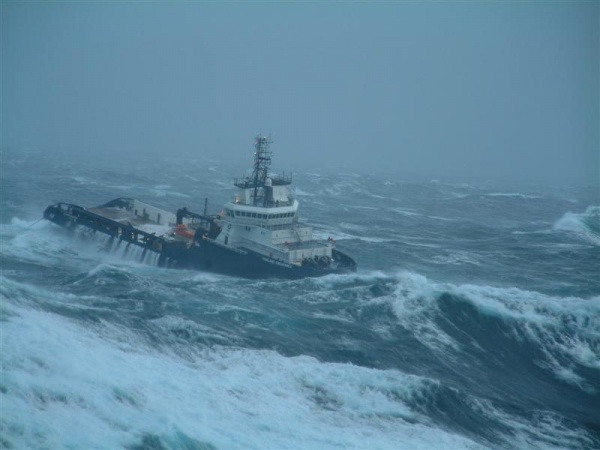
[1, 282, 486, 450]
[553, 205, 600, 246]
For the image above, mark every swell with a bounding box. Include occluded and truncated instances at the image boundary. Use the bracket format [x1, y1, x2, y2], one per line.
[2, 282, 598, 450]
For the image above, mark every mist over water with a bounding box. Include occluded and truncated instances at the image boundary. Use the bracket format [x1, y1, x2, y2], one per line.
[1, 151, 599, 449]
[2, 1, 598, 183]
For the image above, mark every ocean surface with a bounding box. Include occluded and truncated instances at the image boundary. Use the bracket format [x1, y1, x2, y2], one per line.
[1, 149, 599, 450]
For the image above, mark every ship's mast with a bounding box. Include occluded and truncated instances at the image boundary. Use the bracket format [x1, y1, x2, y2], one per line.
[234, 134, 292, 207]
[251, 135, 273, 206]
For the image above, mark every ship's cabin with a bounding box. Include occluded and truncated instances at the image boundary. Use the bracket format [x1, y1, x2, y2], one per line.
[210, 134, 334, 266]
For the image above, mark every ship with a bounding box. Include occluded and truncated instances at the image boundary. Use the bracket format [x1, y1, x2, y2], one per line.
[43, 135, 357, 279]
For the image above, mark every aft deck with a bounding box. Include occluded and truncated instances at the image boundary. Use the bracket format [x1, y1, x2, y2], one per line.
[87, 207, 143, 225]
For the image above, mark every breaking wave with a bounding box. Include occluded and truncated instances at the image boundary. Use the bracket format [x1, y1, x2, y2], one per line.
[2, 270, 598, 449]
[304, 271, 600, 397]
[553, 206, 600, 246]
[0, 277, 486, 450]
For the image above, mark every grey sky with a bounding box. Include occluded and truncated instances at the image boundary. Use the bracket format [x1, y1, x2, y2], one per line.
[2, 1, 598, 183]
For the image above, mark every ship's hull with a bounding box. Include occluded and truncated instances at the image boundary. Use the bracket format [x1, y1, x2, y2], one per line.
[43, 203, 356, 279]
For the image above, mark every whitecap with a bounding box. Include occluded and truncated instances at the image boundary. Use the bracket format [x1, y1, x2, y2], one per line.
[391, 208, 422, 217]
[485, 192, 543, 199]
[293, 188, 314, 197]
[363, 271, 600, 393]
[312, 229, 390, 243]
[431, 252, 480, 266]
[553, 205, 600, 246]
[1, 299, 486, 450]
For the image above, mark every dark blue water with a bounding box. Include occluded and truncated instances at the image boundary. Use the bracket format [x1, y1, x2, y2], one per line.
[1, 149, 599, 449]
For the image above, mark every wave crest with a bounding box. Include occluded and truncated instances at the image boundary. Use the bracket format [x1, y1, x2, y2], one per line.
[553, 205, 600, 246]
[367, 271, 600, 394]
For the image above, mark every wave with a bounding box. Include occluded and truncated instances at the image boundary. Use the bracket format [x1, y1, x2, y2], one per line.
[485, 192, 543, 200]
[3, 273, 598, 449]
[387, 273, 599, 394]
[431, 251, 481, 266]
[57, 175, 135, 192]
[2, 219, 78, 267]
[0, 287, 486, 450]
[146, 186, 192, 198]
[2, 218, 162, 272]
[553, 205, 600, 246]
[392, 208, 422, 217]
[313, 229, 391, 243]
[303, 271, 599, 397]
[293, 187, 315, 197]
[444, 192, 544, 201]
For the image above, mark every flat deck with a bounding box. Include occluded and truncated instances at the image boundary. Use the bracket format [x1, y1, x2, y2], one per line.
[87, 207, 173, 237]
[88, 207, 145, 225]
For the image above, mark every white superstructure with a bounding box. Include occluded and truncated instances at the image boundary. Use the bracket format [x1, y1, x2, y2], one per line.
[213, 136, 333, 267]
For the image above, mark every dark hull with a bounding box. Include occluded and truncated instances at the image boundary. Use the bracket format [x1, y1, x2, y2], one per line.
[43, 203, 357, 279]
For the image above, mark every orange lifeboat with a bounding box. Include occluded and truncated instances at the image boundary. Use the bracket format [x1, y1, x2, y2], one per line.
[174, 224, 194, 240]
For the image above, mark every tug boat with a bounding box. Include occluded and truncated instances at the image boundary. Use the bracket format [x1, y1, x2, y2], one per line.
[43, 135, 357, 279]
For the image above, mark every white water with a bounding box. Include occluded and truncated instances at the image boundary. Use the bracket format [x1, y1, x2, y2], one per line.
[553, 205, 600, 246]
[1, 280, 486, 450]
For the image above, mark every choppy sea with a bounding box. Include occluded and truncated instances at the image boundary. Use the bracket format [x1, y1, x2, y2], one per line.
[1, 149, 599, 449]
